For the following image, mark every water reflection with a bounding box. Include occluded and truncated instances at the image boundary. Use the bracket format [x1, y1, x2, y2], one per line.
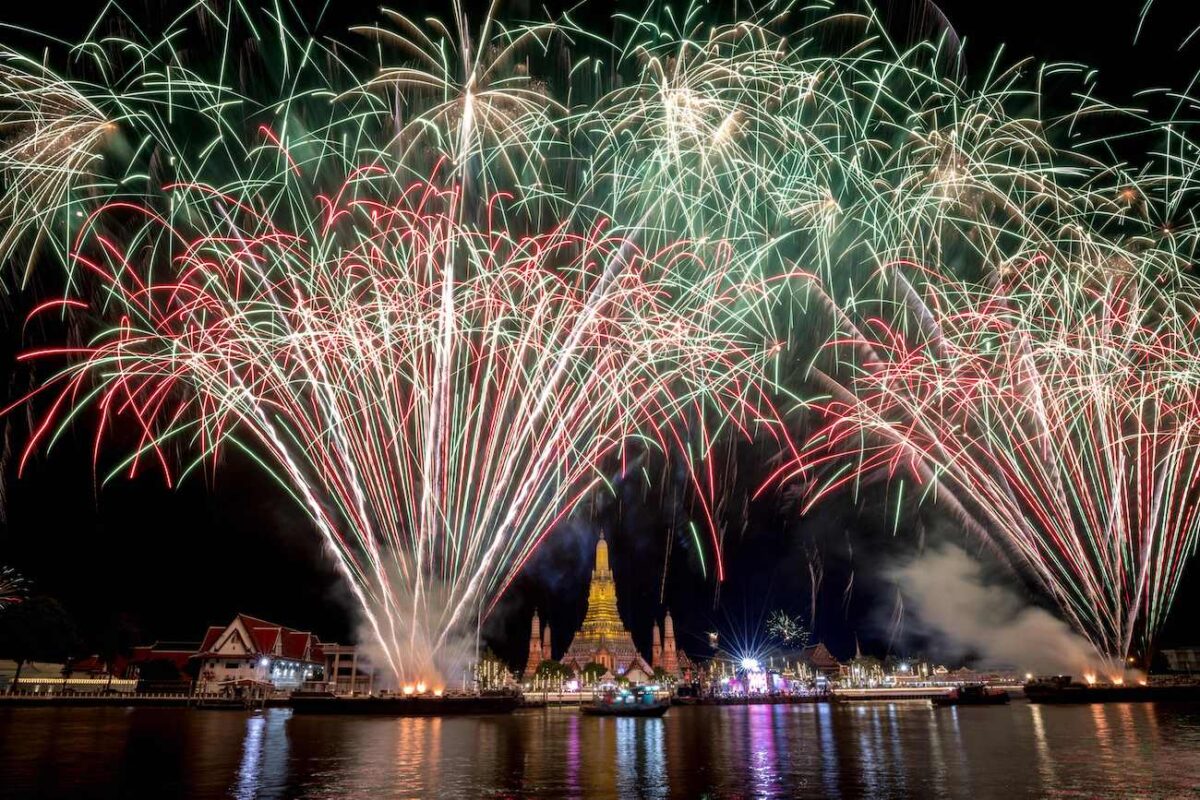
[565, 710, 580, 795]
[746, 705, 776, 797]
[1028, 702, 1058, 787]
[816, 699, 839, 798]
[1, 701, 1199, 799]
[234, 710, 289, 799]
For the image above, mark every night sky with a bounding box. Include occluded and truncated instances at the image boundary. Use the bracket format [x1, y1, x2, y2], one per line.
[1, 0, 1198, 671]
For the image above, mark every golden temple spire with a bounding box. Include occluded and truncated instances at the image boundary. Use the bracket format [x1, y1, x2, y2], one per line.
[576, 531, 625, 644]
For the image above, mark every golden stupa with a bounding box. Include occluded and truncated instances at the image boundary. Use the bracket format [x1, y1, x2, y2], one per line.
[560, 532, 650, 676]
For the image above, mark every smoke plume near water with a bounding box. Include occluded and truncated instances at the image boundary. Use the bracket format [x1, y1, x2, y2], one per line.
[890, 544, 1111, 677]
[349, 576, 479, 691]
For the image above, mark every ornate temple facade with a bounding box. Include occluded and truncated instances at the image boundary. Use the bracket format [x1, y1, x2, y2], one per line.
[525, 532, 683, 681]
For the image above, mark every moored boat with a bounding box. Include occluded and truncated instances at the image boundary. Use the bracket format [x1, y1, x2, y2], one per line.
[581, 685, 670, 717]
[931, 684, 1010, 707]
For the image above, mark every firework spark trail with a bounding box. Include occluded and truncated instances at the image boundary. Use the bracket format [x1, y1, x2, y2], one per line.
[3, 0, 1200, 678]
[14, 170, 788, 681]
[0, 566, 27, 611]
[780, 264, 1200, 665]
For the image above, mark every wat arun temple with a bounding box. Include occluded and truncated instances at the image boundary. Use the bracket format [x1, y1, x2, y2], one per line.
[524, 532, 685, 681]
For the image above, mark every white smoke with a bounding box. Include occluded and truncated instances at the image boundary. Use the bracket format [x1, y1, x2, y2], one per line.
[350, 578, 480, 691]
[890, 544, 1105, 676]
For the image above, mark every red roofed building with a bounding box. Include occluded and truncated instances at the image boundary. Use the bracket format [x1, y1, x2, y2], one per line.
[127, 643, 197, 677]
[194, 613, 324, 694]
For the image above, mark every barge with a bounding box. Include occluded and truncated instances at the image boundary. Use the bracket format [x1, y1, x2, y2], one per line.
[289, 691, 520, 716]
[1025, 677, 1200, 704]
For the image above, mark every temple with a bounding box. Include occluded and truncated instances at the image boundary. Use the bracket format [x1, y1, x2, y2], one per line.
[524, 532, 686, 681]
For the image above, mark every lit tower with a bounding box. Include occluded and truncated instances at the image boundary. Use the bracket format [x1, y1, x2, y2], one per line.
[542, 620, 552, 662]
[524, 610, 543, 679]
[662, 610, 678, 676]
[561, 531, 650, 676]
[651, 621, 662, 670]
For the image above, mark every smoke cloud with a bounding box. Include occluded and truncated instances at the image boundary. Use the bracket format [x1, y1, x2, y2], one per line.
[348, 575, 479, 691]
[890, 544, 1103, 676]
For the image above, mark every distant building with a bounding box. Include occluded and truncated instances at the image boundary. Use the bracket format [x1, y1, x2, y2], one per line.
[126, 642, 199, 684]
[650, 612, 680, 676]
[0, 661, 71, 694]
[193, 613, 324, 694]
[798, 643, 842, 678]
[318, 643, 376, 695]
[1162, 647, 1200, 673]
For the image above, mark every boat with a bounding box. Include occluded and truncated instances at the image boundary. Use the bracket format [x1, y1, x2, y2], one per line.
[931, 684, 1010, 707]
[1025, 676, 1200, 704]
[289, 690, 520, 716]
[194, 696, 253, 711]
[581, 685, 670, 717]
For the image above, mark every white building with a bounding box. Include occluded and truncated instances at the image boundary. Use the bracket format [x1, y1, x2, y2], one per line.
[193, 613, 324, 695]
[317, 643, 376, 695]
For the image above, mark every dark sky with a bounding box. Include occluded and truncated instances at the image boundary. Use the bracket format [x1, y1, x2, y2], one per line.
[1, 0, 1199, 671]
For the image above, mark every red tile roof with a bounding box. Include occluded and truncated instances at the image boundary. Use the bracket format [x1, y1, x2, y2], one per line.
[199, 626, 224, 654]
[129, 644, 196, 672]
[251, 626, 280, 655]
[194, 613, 322, 665]
[67, 655, 107, 674]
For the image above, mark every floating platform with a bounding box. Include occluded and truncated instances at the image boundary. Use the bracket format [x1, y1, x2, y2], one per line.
[673, 694, 829, 706]
[288, 692, 520, 716]
[194, 697, 259, 711]
[834, 687, 960, 703]
[930, 685, 1011, 707]
[581, 702, 669, 717]
[1025, 681, 1200, 704]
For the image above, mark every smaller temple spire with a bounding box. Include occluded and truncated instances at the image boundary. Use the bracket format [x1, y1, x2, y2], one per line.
[651, 622, 662, 669]
[662, 610, 678, 676]
[523, 610, 543, 679]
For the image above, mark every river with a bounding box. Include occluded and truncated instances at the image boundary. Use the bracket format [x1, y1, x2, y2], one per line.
[1, 701, 1198, 798]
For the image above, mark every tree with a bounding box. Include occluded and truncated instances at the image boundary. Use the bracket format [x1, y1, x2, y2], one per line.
[652, 666, 672, 684]
[137, 658, 185, 690]
[847, 655, 883, 686]
[580, 662, 607, 685]
[96, 612, 141, 691]
[0, 596, 81, 692]
[474, 647, 511, 689]
[533, 659, 571, 683]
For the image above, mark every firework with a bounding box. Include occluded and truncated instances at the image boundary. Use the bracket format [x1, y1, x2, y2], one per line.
[766, 609, 810, 648]
[781, 264, 1200, 664]
[14, 166, 788, 680]
[4, 0, 1200, 679]
[0, 567, 27, 611]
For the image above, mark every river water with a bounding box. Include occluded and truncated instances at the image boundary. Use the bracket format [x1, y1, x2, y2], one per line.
[1, 701, 1198, 798]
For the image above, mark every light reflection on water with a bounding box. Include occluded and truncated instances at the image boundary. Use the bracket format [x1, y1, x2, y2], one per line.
[2, 701, 1199, 799]
[235, 708, 289, 800]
